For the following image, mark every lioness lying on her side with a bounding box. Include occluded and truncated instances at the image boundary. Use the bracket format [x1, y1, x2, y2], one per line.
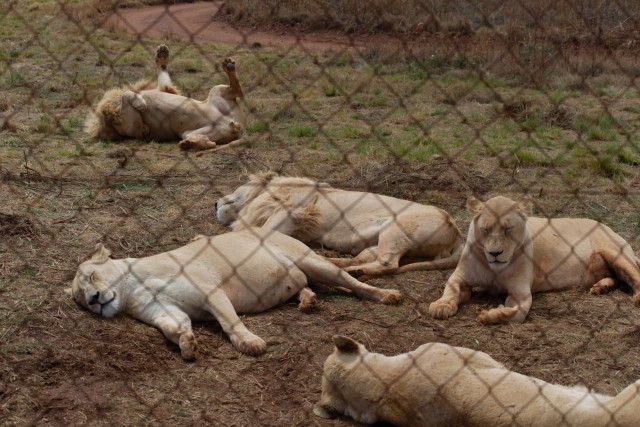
[84, 44, 244, 151]
[430, 195, 640, 324]
[314, 335, 640, 426]
[216, 172, 463, 277]
[66, 229, 401, 359]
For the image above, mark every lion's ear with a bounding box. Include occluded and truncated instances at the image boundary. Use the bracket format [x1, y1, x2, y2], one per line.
[466, 196, 485, 214]
[333, 335, 361, 354]
[64, 287, 73, 296]
[90, 243, 111, 263]
[515, 197, 534, 216]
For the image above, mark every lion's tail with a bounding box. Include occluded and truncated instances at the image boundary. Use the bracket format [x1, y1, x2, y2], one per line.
[395, 243, 463, 274]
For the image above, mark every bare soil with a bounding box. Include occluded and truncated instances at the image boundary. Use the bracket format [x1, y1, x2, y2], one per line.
[108, 1, 376, 51]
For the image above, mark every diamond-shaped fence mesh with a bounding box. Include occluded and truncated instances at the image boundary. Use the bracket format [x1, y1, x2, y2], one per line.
[1, 0, 640, 425]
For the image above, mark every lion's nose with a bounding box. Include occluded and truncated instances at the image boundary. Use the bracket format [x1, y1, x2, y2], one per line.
[489, 250, 503, 257]
[88, 291, 100, 305]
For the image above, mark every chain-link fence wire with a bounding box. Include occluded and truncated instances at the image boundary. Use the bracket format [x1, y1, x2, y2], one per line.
[1, 0, 640, 425]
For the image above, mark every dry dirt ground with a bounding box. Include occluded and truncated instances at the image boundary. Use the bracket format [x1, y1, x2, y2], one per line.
[1, 2, 640, 426]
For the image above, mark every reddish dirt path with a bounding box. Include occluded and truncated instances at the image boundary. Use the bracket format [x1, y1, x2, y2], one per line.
[107, 1, 379, 51]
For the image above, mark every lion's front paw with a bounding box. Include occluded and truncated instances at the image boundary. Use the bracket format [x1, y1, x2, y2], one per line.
[380, 289, 402, 305]
[429, 299, 458, 319]
[230, 333, 267, 356]
[298, 294, 318, 313]
[131, 96, 147, 112]
[222, 58, 236, 71]
[179, 333, 198, 361]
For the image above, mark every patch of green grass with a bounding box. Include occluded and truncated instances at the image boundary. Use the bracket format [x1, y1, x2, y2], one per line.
[515, 149, 553, 166]
[617, 149, 639, 165]
[340, 125, 369, 139]
[34, 114, 57, 134]
[7, 70, 25, 87]
[576, 115, 618, 141]
[323, 86, 338, 97]
[590, 156, 625, 181]
[246, 119, 268, 134]
[289, 125, 316, 138]
[64, 117, 81, 131]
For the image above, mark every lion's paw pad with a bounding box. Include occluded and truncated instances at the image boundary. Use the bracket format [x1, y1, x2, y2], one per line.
[156, 44, 169, 59]
[223, 58, 236, 71]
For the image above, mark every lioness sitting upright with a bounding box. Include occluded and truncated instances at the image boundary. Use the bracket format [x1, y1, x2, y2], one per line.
[67, 229, 401, 359]
[216, 172, 463, 277]
[314, 335, 640, 426]
[84, 44, 244, 150]
[430, 196, 640, 324]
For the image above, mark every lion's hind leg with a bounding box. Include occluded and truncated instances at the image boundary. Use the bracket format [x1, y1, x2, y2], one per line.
[592, 249, 640, 306]
[155, 44, 180, 94]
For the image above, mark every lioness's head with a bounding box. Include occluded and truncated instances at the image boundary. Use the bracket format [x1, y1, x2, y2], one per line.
[467, 196, 533, 269]
[314, 335, 372, 421]
[66, 244, 125, 318]
[216, 172, 277, 225]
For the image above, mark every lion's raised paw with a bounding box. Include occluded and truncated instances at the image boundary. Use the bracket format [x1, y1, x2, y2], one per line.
[222, 58, 236, 71]
[155, 44, 169, 69]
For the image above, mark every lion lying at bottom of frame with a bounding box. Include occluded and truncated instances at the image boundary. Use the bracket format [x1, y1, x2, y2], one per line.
[66, 229, 401, 359]
[314, 336, 640, 426]
[216, 172, 463, 277]
[429, 195, 640, 324]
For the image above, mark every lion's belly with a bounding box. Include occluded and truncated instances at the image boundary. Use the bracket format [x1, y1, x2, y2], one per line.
[140, 94, 211, 139]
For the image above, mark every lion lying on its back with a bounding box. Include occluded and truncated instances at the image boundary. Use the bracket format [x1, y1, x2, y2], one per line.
[315, 335, 640, 426]
[216, 172, 463, 277]
[85, 44, 244, 151]
[430, 195, 640, 324]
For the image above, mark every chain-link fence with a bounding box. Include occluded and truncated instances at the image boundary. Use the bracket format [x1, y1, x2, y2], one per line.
[1, 0, 640, 425]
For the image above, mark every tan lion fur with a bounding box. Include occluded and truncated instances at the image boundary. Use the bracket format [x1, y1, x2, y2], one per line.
[314, 335, 640, 426]
[66, 229, 401, 359]
[84, 79, 178, 140]
[430, 195, 640, 324]
[84, 44, 243, 150]
[216, 173, 464, 277]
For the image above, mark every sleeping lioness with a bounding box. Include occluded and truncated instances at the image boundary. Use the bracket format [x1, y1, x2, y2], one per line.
[429, 195, 640, 324]
[67, 229, 401, 359]
[314, 335, 640, 426]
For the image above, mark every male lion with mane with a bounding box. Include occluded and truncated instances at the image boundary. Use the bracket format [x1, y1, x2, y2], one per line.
[430, 195, 640, 324]
[314, 335, 640, 426]
[67, 229, 401, 359]
[84, 44, 244, 151]
[216, 172, 464, 277]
